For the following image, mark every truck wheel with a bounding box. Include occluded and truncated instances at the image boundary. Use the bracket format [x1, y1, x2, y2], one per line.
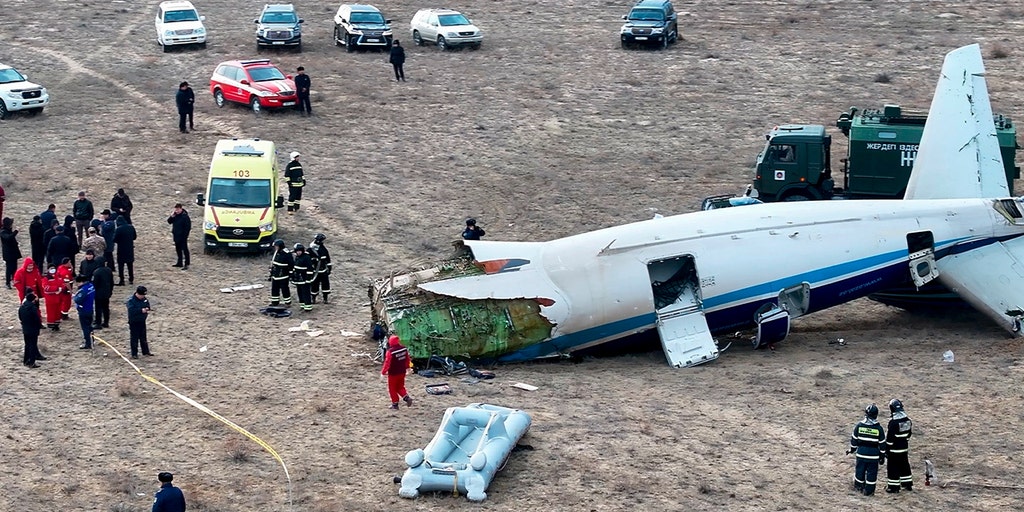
[781, 191, 812, 202]
[214, 89, 225, 108]
[413, 31, 423, 46]
[250, 96, 261, 115]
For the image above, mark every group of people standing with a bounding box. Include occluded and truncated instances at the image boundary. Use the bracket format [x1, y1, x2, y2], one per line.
[268, 233, 332, 311]
[848, 399, 914, 496]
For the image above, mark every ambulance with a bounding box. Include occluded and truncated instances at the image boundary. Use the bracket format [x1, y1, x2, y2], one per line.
[196, 139, 285, 253]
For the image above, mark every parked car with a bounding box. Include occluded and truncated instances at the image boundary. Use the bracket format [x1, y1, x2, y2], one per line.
[619, 0, 678, 50]
[255, 3, 304, 51]
[333, 4, 393, 52]
[0, 63, 49, 119]
[410, 8, 482, 50]
[209, 59, 297, 114]
[155, 0, 207, 52]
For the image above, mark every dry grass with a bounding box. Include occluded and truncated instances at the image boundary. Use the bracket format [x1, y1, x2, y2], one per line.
[224, 437, 252, 463]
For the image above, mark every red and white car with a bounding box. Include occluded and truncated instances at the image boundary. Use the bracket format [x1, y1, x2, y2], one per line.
[209, 59, 297, 113]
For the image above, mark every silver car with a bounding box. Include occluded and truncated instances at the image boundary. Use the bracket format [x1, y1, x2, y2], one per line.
[410, 8, 482, 50]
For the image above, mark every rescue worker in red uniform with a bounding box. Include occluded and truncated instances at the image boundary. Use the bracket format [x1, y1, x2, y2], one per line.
[380, 335, 414, 410]
[12, 257, 43, 302]
[849, 403, 886, 496]
[56, 257, 75, 319]
[885, 398, 914, 492]
[42, 265, 65, 330]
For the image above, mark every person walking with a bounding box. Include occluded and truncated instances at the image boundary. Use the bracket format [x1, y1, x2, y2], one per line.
[291, 243, 314, 312]
[12, 257, 42, 302]
[110, 188, 134, 224]
[41, 265, 64, 331]
[284, 151, 305, 213]
[462, 218, 485, 240]
[268, 239, 293, 306]
[294, 66, 311, 115]
[380, 335, 414, 410]
[389, 40, 406, 82]
[126, 285, 152, 359]
[72, 191, 95, 242]
[152, 472, 187, 512]
[167, 203, 191, 270]
[114, 215, 137, 285]
[73, 274, 95, 349]
[849, 403, 887, 496]
[885, 398, 914, 492]
[308, 233, 332, 304]
[28, 215, 44, 268]
[175, 81, 195, 133]
[1, 217, 21, 289]
[19, 290, 44, 368]
[92, 260, 114, 329]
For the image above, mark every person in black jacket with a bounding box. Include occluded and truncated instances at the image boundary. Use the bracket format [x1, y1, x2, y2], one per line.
[91, 259, 114, 329]
[175, 81, 195, 133]
[389, 40, 406, 82]
[294, 67, 311, 115]
[167, 203, 191, 270]
[19, 290, 44, 368]
[291, 243, 314, 312]
[42, 218, 60, 264]
[284, 152, 305, 213]
[462, 218, 485, 240]
[28, 215, 44, 268]
[72, 191, 94, 243]
[114, 216, 137, 285]
[849, 403, 887, 496]
[153, 472, 187, 512]
[46, 225, 74, 269]
[39, 204, 57, 236]
[885, 399, 914, 493]
[100, 210, 117, 271]
[1, 217, 22, 288]
[268, 239, 293, 306]
[110, 188, 133, 224]
[62, 215, 80, 260]
[78, 249, 102, 281]
[125, 286, 151, 358]
[308, 233, 332, 304]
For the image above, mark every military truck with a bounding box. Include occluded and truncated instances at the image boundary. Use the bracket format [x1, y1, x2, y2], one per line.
[750, 105, 1020, 202]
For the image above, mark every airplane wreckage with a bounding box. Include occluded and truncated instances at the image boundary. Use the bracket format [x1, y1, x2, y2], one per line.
[370, 44, 1024, 368]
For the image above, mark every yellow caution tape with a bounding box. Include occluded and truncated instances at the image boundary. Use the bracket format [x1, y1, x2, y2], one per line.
[92, 334, 293, 509]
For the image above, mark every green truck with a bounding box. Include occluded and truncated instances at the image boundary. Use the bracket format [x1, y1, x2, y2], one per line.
[750, 105, 1020, 202]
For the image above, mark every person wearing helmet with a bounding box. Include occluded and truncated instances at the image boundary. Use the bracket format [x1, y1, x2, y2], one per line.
[268, 239, 293, 306]
[284, 151, 305, 213]
[885, 398, 913, 492]
[308, 233, 332, 304]
[462, 218, 485, 241]
[849, 403, 887, 495]
[291, 243, 314, 312]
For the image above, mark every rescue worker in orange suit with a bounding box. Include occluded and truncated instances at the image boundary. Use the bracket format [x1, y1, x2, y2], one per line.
[12, 257, 43, 302]
[308, 233, 332, 304]
[849, 403, 886, 496]
[268, 239, 293, 306]
[885, 398, 914, 492]
[291, 243, 314, 312]
[57, 257, 75, 320]
[42, 265, 65, 330]
[380, 335, 414, 410]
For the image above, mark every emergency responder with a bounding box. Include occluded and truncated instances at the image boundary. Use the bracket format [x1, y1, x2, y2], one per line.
[885, 398, 914, 492]
[462, 218, 485, 240]
[380, 335, 414, 410]
[849, 403, 886, 496]
[308, 233, 332, 304]
[291, 243, 314, 312]
[284, 151, 305, 213]
[153, 472, 187, 512]
[268, 239, 293, 306]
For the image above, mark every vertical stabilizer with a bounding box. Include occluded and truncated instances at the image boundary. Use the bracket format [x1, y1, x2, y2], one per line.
[904, 44, 1008, 200]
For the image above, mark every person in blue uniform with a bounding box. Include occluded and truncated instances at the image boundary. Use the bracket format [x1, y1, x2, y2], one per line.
[461, 218, 485, 240]
[152, 472, 186, 512]
[849, 403, 886, 495]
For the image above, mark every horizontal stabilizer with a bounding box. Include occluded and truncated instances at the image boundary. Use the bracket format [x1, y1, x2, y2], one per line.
[936, 236, 1024, 335]
[905, 43, 1008, 200]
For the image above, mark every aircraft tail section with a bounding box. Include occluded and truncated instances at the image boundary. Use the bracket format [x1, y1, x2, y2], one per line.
[905, 43, 1009, 200]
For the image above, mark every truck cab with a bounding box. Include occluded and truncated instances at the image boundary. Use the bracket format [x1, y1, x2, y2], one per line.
[752, 124, 833, 202]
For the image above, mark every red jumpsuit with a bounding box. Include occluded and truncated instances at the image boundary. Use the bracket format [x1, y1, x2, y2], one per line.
[56, 263, 74, 316]
[12, 258, 43, 302]
[42, 274, 64, 328]
[381, 335, 414, 406]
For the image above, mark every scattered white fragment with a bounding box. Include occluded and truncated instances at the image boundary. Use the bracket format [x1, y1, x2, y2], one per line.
[219, 288, 234, 293]
[199, 346, 208, 352]
[220, 283, 266, 293]
[288, 320, 312, 332]
[303, 343, 309, 347]
[340, 330, 361, 337]
[943, 350, 955, 363]
[511, 382, 538, 392]
[306, 330, 324, 337]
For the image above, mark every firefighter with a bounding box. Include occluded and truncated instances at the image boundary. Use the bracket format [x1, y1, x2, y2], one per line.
[291, 243, 314, 312]
[268, 240, 293, 306]
[849, 403, 886, 496]
[308, 233, 332, 304]
[284, 151, 305, 213]
[885, 398, 914, 492]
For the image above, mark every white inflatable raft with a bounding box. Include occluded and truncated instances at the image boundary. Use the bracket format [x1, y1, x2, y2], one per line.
[398, 403, 532, 501]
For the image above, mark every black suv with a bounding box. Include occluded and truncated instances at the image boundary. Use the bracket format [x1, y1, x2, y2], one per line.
[620, 0, 678, 49]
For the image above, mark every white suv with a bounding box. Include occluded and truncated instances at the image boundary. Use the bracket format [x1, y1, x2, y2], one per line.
[0, 63, 49, 119]
[155, 0, 207, 52]
[410, 8, 482, 50]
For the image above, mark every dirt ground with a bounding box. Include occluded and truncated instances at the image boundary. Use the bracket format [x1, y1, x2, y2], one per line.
[3, 0, 1024, 510]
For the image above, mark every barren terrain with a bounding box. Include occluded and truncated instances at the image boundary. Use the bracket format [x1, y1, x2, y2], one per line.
[3, 0, 1024, 511]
